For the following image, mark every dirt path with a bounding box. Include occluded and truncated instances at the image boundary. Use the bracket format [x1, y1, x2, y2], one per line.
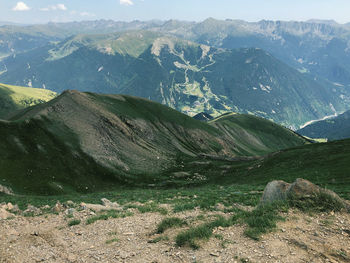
[1, 207, 350, 263]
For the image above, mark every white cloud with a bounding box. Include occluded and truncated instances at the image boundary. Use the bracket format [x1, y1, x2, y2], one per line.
[80, 12, 96, 17]
[120, 0, 134, 6]
[12, 2, 30, 11]
[40, 4, 67, 12]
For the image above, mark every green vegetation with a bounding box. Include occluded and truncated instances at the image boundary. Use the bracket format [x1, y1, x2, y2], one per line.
[148, 235, 169, 244]
[136, 203, 168, 215]
[175, 202, 286, 249]
[68, 219, 81, 226]
[105, 238, 119, 244]
[86, 210, 133, 225]
[156, 217, 188, 233]
[288, 191, 346, 213]
[175, 215, 235, 249]
[243, 203, 287, 240]
[0, 90, 307, 195]
[210, 113, 307, 156]
[0, 83, 56, 119]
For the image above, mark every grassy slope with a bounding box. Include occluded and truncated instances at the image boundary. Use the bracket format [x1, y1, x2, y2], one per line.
[160, 138, 350, 199]
[0, 91, 306, 195]
[209, 113, 307, 156]
[2, 138, 349, 209]
[0, 118, 117, 195]
[0, 83, 56, 119]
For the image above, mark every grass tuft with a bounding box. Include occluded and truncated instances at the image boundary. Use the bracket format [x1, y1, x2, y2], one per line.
[175, 215, 235, 249]
[176, 202, 288, 248]
[156, 217, 188, 234]
[68, 219, 81, 226]
[105, 238, 119, 244]
[148, 235, 169, 243]
[86, 210, 133, 225]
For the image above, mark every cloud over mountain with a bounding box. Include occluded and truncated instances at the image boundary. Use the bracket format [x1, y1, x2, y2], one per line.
[40, 4, 67, 12]
[12, 2, 30, 11]
[120, 0, 134, 6]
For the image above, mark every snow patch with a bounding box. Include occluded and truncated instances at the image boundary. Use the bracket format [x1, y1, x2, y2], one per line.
[333, 82, 344, 87]
[259, 83, 272, 93]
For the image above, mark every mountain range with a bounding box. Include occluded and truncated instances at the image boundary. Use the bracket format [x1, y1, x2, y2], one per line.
[3, 18, 350, 84]
[1, 30, 349, 128]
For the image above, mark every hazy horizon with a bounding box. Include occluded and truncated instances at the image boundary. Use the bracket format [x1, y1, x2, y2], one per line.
[0, 0, 349, 25]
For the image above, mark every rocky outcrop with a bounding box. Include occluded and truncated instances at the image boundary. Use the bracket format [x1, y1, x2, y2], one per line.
[80, 198, 122, 212]
[260, 178, 350, 211]
[0, 208, 14, 219]
[0, 184, 13, 195]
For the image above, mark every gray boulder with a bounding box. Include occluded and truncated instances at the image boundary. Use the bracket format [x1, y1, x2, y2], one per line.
[260, 180, 291, 203]
[260, 178, 350, 211]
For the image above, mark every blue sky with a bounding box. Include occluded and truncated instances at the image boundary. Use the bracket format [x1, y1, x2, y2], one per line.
[1, 0, 349, 24]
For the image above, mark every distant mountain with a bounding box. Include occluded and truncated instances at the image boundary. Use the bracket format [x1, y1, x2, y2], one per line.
[0, 90, 306, 195]
[1, 31, 349, 128]
[3, 18, 350, 86]
[0, 20, 165, 58]
[193, 112, 213, 121]
[297, 110, 350, 140]
[0, 83, 56, 118]
[155, 18, 350, 87]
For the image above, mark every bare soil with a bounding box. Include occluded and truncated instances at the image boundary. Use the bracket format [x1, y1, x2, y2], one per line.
[1, 207, 350, 263]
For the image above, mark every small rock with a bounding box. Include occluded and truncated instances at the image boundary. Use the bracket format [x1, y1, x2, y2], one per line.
[24, 205, 41, 216]
[215, 203, 226, 211]
[65, 208, 75, 216]
[66, 200, 75, 206]
[101, 198, 121, 209]
[210, 252, 220, 257]
[52, 201, 63, 213]
[10, 204, 20, 213]
[7, 203, 14, 210]
[0, 208, 14, 219]
[41, 205, 50, 210]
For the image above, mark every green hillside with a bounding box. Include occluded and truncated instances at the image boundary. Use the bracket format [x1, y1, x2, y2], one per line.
[210, 113, 307, 156]
[297, 110, 350, 141]
[164, 138, 350, 200]
[0, 90, 306, 195]
[0, 83, 56, 119]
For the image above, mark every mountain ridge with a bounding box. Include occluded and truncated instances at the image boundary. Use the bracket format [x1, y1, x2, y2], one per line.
[297, 110, 350, 141]
[0, 90, 307, 194]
